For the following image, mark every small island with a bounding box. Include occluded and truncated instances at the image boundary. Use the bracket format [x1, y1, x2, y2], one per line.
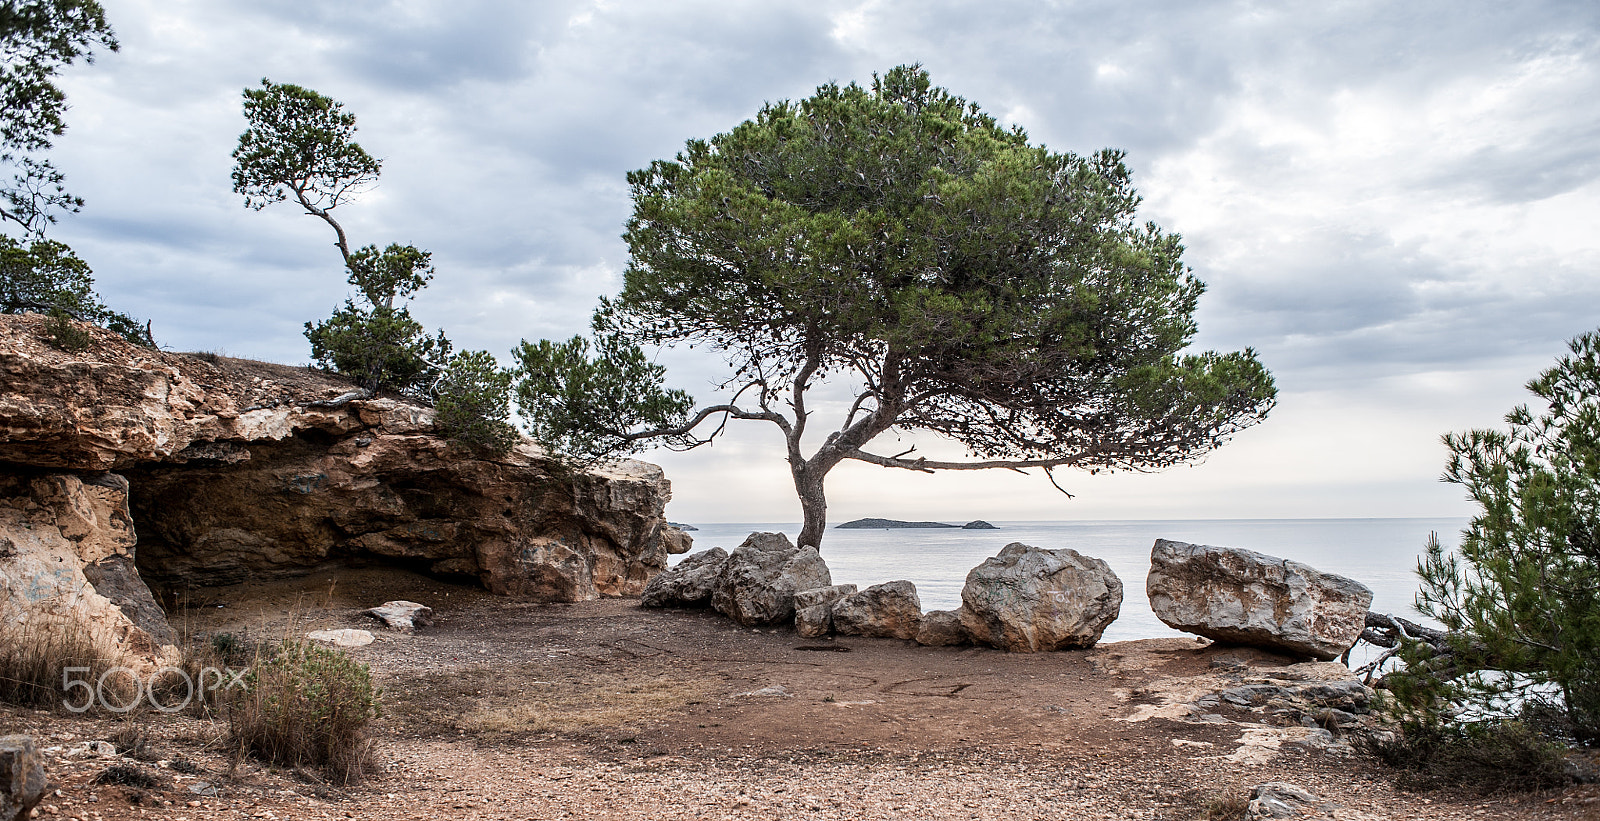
[836, 518, 999, 530]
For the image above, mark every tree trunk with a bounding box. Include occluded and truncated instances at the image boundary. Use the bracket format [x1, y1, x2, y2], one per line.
[793, 464, 829, 551]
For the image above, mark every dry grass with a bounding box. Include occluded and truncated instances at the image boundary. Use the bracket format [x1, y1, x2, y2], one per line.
[399, 666, 707, 738]
[0, 612, 129, 710]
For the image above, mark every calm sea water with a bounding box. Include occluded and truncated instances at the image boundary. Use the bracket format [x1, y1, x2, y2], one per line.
[670, 518, 1468, 644]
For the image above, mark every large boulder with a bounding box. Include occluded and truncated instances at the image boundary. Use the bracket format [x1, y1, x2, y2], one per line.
[794, 584, 856, 638]
[641, 547, 729, 608]
[960, 543, 1123, 652]
[1146, 539, 1373, 660]
[711, 533, 831, 626]
[831, 580, 922, 640]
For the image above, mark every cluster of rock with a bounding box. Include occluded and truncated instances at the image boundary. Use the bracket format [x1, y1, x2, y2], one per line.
[644, 536, 1125, 652]
[646, 532, 1376, 661]
[0, 313, 686, 673]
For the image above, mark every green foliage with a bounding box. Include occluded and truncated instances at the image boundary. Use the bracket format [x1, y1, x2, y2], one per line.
[512, 329, 692, 461]
[303, 243, 450, 394]
[434, 349, 518, 454]
[0, 235, 151, 345]
[1395, 328, 1600, 745]
[0, 0, 116, 235]
[231, 78, 380, 218]
[1359, 718, 1569, 794]
[230, 639, 380, 785]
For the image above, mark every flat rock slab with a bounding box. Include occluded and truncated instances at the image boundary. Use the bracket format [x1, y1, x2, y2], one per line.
[307, 628, 375, 648]
[1146, 539, 1373, 661]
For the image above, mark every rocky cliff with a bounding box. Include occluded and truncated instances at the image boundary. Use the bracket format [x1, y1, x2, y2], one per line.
[0, 313, 686, 669]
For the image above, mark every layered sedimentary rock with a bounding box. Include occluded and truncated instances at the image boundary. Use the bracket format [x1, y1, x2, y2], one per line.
[1146, 539, 1372, 660]
[960, 542, 1123, 652]
[0, 314, 680, 664]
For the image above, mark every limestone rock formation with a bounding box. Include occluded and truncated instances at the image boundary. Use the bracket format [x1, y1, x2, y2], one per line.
[960, 543, 1123, 652]
[641, 547, 729, 608]
[711, 532, 832, 626]
[831, 581, 922, 640]
[914, 609, 970, 646]
[0, 314, 678, 665]
[0, 471, 176, 672]
[794, 584, 857, 638]
[1146, 539, 1373, 660]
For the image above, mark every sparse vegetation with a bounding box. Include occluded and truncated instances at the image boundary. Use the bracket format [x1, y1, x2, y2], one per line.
[1359, 719, 1569, 794]
[228, 639, 380, 785]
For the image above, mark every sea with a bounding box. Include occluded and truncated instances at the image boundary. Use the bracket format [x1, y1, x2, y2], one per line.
[669, 518, 1468, 644]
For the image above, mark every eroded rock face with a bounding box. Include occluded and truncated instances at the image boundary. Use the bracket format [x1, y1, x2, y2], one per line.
[831, 581, 922, 640]
[641, 547, 729, 608]
[960, 543, 1123, 652]
[0, 314, 678, 664]
[711, 533, 832, 626]
[0, 471, 176, 672]
[1146, 539, 1372, 660]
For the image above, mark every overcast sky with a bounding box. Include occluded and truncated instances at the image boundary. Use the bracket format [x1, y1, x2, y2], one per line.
[42, 0, 1600, 524]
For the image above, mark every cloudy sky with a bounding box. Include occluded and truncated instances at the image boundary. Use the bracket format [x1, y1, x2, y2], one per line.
[41, 0, 1600, 524]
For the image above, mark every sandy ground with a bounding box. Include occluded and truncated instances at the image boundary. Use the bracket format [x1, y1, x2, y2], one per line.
[4, 567, 1598, 821]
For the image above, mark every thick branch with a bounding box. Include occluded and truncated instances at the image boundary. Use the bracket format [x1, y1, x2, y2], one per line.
[842, 448, 1088, 473]
[293, 185, 352, 265]
[620, 402, 790, 445]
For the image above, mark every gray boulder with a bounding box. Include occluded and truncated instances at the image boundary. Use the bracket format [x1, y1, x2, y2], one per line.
[794, 584, 857, 637]
[641, 547, 729, 608]
[711, 533, 832, 625]
[914, 608, 971, 646]
[1146, 539, 1373, 660]
[0, 736, 47, 821]
[960, 543, 1123, 652]
[831, 581, 922, 640]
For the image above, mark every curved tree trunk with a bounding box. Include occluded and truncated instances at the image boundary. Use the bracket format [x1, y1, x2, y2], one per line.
[792, 463, 829, 550]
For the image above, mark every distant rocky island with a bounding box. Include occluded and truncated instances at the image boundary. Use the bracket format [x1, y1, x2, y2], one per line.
[667, 522, 699, 531]
[837, 518, 998, 530]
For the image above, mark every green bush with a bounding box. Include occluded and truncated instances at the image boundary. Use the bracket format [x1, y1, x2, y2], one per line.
[1401, 328, 1600, 744]
[43, 306, 89, 351]
[433, 349, 518, 455]
[229, 640, 380, 785]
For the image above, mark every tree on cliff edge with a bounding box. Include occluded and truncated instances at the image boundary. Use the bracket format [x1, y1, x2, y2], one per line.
[232, 79, 516, 453]
[514, 66, 1277, 549]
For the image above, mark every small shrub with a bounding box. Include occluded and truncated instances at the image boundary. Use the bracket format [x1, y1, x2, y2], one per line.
[44, 307, 90, 351]
[1359, 719, 1569, 794]
[1204, 790, 1251, 821]
[228, 639, 380, 785]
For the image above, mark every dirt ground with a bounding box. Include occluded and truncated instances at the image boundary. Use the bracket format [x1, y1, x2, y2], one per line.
[4, 567, 1598, 821]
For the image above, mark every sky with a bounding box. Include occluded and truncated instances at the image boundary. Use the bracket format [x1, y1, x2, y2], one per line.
[38, 0, 1600, 524]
